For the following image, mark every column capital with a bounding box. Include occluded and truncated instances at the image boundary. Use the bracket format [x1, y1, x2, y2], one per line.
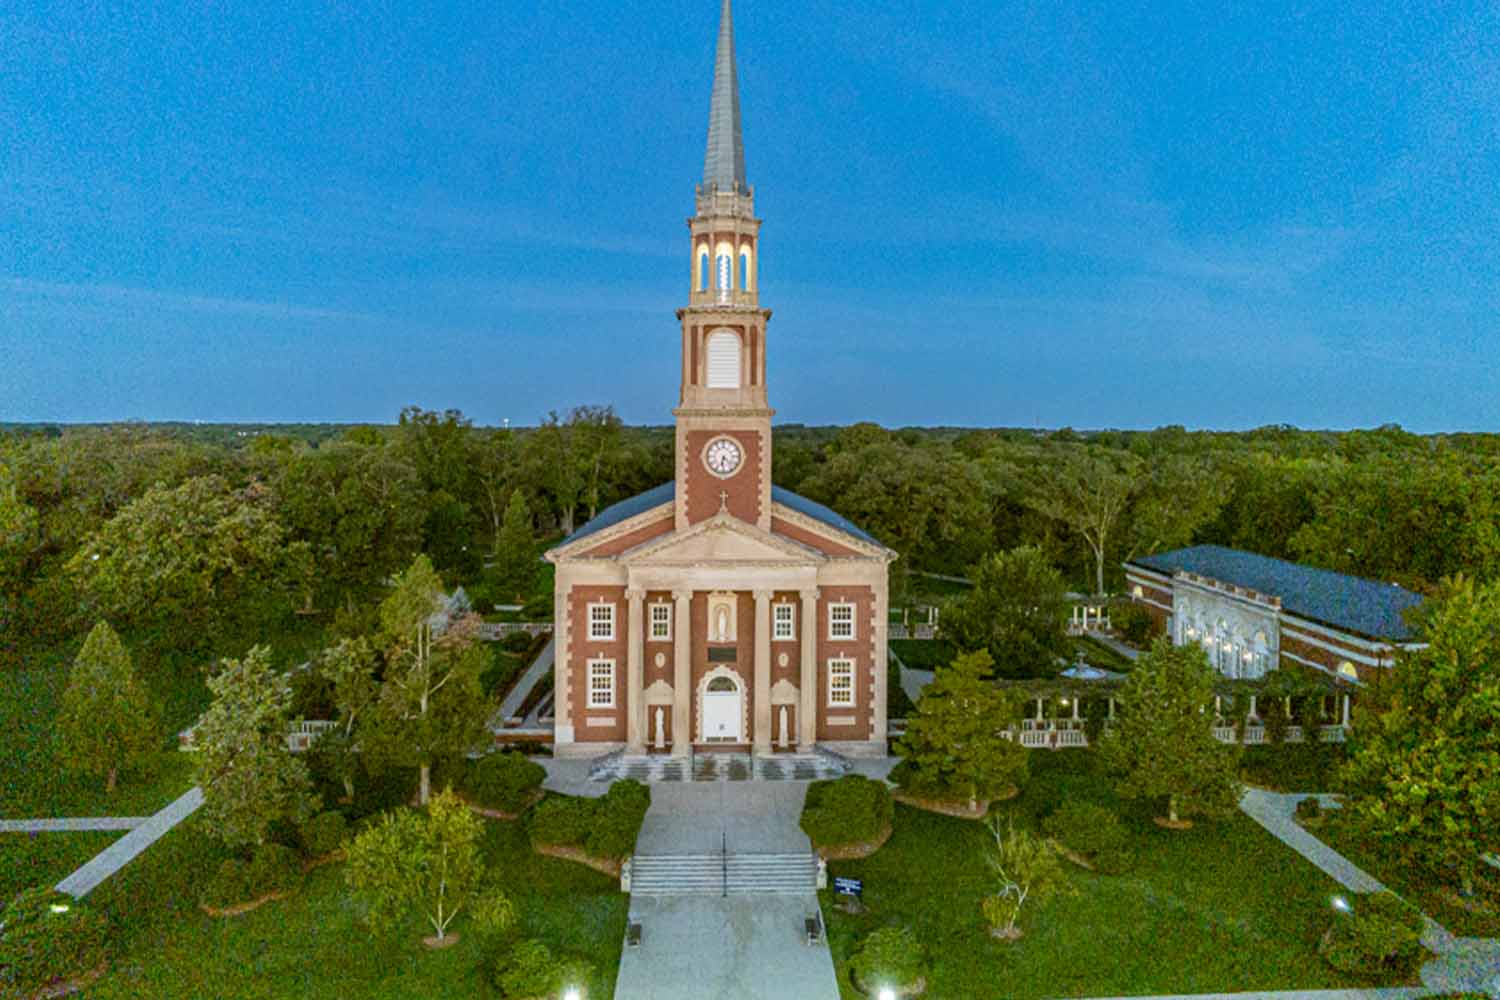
[799, 587, 820, 602]
[625, 587, 647, 602]
[752, 588, 775, 603]
[672, 588, 694, 603]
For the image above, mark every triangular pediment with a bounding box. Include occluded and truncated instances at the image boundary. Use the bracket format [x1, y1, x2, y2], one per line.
[621, 513, 825, 567]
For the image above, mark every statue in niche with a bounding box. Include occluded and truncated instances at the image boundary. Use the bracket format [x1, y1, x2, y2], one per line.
[715, 605, 731, 643]
[654, 707, 666, 750]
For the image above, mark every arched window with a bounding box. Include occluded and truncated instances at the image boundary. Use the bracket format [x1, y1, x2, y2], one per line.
[740, 249, 752, 291]
[698, 251, 710, 291]
[1338, 661, 1359, 681]
[707, 676, 737, 693]
[706, 330, 742, 388]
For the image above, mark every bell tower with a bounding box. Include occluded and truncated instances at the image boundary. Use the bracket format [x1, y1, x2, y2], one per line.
[675, 0, 774, 533]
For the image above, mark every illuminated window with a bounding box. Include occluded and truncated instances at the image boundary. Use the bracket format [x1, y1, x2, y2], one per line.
[773, 603, 796, 641]
[828, 603, 856, 641]
[828, 659, 855, 707]
[650, 603, 671, 641]
[588, 660, 615, 709]
[588, 603, 615, 641]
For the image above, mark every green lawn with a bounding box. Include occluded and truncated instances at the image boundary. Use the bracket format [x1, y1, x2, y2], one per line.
[1071, 635, 1134, 672]
[889, 639, 958, 672]
[822, 753, 1397, 999]
[0, 830, 119, 901]
[80, 815, 626, 999]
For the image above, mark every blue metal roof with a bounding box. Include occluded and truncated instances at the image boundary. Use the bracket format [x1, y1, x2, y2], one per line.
[557, 481, 675, 548]
[557, 481, 883, 550]
[1129, 545, 1424, 642]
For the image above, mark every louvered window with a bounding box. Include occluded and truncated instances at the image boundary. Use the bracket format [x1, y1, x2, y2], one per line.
[706, 330, 741, 388]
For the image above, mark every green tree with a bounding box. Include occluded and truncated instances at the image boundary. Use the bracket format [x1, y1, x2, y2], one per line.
[0, 465, 40, 597]
[1123, 454, 1231, 561]
[65, 474, 306, 636]
[981, 819, 1071, 939]
[1341, 577, 1500, 895]
[1024, 446, 1141, 596]
[943, 546, 1069, 678]
[493, 490, 537, 599]
[896, 650, 1027, 809]
[345, 789, 489, 944]
[314, 637, 379, 801]
[57, 621, 159, 792]
[367, 555, 491, 805]
[194, 646, 316, 851]
[1100, 639, 1241, 826]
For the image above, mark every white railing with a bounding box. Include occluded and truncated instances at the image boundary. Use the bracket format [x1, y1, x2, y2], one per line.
[180, 719, 338, 754]
[889, 624, 939, 641]
[476, 622, 554, 642]
[994, 721, 1346, 752]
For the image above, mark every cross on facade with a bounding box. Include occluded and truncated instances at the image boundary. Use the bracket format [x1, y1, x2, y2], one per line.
[718, 489, 730, 512]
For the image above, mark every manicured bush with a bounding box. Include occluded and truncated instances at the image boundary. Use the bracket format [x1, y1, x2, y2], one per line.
[1295, 797, 1323, 822]
[1042, 801, 1134, 873]
[1320, 891, 1427, 976]
[201, 858, 255, 908]
[801, 775, 893, 849]
[465, 752, 547, 814]
[585, 780, 651, 861]
[529, 796, 594, 848]
[0, 888, 108, 994]
[500, 631, 534, 654]
[246, 843, 304, 896]
[848, 926, 927, 993]
[493, 939, 583, 998]
[300, 810, 349, 857]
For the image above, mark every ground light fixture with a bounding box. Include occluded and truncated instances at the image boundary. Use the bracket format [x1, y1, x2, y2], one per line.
[1331, 896, 1352, 914]
[561, 989, 581, 1000]
[878, 989, 897, 1000]
[49, 903, 70, 914]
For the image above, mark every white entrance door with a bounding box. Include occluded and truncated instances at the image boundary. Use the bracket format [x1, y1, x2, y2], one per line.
[702, 677, 742, 742]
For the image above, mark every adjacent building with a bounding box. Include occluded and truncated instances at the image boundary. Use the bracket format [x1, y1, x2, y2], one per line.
[544, 0, 896, 759]
[1124, 545, 1426, 686]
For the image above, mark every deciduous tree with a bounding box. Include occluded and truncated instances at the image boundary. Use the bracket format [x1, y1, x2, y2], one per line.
[194, 646, 316, 851]
[1025, 446, 1141, 596]
[981, 819, 1070, 939]
[57, 621, 159, 792]
[1100, 639, 1241, 826]
[345, 789, 489, 944]
[1341, 577, 1500, 896]
[943, 546, 1069, 678]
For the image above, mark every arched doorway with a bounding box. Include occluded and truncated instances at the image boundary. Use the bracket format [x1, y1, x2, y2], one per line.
[702, 674, 743, 743]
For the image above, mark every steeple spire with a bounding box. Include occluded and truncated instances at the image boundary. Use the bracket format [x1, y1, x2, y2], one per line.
[703, 0, 748, 195]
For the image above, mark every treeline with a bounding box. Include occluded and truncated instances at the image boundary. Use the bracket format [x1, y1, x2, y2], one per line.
[3, 414, 1498, 656]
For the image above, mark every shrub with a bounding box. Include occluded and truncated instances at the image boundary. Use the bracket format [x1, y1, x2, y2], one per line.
[0, 888, 108, 993]
[848, 926, 927, 991]
[465, 752, 547, 814]
[585, 780, 651, 861]
[246, 843, 304, 896]
[1295, 797, 1323, 822]
[529, 796, 593, 848]
[300, 810, 349, 857]
[800, 775, 893, 849]
[201, 858, 255, 908]
[500, 631, 534, 653]
[1042, 801, 1127, 859]
[494, 939, 564, 998]
[1320, 892, 1427, 976]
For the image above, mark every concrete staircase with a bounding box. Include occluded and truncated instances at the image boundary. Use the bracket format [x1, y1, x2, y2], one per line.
[630, 852, 820, 896]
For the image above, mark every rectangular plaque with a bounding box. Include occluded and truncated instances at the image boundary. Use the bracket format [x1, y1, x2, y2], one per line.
[707, 646, 738, 663]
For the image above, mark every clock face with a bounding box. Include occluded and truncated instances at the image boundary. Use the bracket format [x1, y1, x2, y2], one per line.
[704, 437, 743, 477]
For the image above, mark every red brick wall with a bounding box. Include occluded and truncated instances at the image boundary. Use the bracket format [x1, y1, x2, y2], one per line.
[566, 585, 627, 743]
[684, 430, 763, 526]
[1279, 624, 1392, 685]
[816, 586, 875, 741]
[771, 517, 862, 557]
[579, 517, 674, 558]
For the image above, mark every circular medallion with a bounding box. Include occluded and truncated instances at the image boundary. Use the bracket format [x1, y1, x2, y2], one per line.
[703, 436, 744, 478]
[778, 652, 789, 669]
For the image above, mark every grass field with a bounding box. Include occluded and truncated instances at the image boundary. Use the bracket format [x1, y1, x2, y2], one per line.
[79, 814, 626, 999]
[821, 752, 1397, 999]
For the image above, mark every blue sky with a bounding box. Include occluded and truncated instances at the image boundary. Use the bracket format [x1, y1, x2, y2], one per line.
[2, 0, 1497, 430]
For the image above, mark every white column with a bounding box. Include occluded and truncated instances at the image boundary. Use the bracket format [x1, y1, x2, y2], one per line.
[672, 590, 692, 758]
[799, 588, 818, 751]
[1342, 694, 1351, 728]
[625, 588, 645, 753]
[753, 589, 773, 754]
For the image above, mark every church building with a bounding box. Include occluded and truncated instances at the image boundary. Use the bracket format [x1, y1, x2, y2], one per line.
[544, 0, 896, 760]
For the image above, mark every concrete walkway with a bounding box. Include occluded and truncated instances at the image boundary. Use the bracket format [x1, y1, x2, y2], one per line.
[0, 816, 148, 833]
[54, 786, 203, 898]
[1238, 790, 1388, 894]
[1064, 990, 1434, 1000]
[1086, 632, 1142, 662]
[614, 780, 840, 1000]
[494, 636, 554, 723]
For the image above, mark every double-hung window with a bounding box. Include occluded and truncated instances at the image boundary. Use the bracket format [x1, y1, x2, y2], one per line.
[649, 603, 672, 641]
[588, 660, 616, 709]
[588, 603, 615, 641]
[773, 603, 796, 641]
[828, 603, 856, 641]
[828, 659, 855, 707]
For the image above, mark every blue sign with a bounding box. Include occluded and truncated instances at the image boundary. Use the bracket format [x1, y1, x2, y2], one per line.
[833, 877, 863, 897]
